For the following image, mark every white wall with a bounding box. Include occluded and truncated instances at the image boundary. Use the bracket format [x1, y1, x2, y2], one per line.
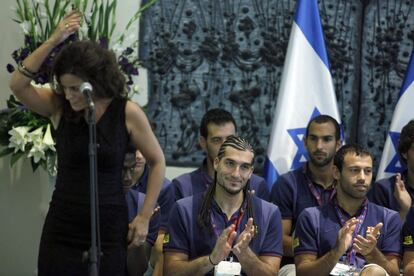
[0, 1, 194, 275]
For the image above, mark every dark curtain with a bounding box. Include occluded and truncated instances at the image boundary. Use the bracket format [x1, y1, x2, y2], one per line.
[139, 0, 414, 173]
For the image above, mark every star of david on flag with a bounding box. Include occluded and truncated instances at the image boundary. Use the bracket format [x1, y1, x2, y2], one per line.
[377, 48, 414, 180]
[263, 0, 341, 189]
[287, 108, 322, 170]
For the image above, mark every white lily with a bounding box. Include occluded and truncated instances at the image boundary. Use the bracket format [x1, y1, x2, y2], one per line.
[28, 142, 46, 163]
[19, 21, 31, 35]
[42, 124, 56, 152]
[8, 126, 31, 153]
[27, 126, 44, 144]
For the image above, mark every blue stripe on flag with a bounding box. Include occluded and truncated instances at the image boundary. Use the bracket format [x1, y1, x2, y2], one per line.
[263, 0, 340, 188]
[377, 48, 414, 180]
[294, 0, 330, 69]
[400, 49, 414, 97]
[263, 157, 279, 190]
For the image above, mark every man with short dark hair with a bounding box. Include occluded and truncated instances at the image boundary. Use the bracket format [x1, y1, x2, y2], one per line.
[270, 115, 341, 274]
[123, 146, 174, 275]
[164, 136, 283, 275]
[369, 120, 414, 221]
[172, 108, 269, 201]
[123, 150, 161, 276]
[294, 144, 401, 276]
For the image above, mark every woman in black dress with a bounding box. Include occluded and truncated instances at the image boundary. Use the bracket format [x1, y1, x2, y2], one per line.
[9, 11, 165, 275]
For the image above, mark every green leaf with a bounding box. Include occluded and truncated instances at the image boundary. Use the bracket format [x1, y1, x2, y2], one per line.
[0, 147, 14, 158]
[31, 157, 42, 172]
[10, 151, 25, 167]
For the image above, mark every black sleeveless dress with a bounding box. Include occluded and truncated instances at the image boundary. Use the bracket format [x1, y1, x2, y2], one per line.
[38, 98, 129, 276]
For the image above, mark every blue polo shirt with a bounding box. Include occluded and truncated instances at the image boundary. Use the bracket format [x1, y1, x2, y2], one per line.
[403, 206, 414, 251]
[270, 163, 336, 225]
[164, 193, 283, 275]
[125, 189, 160, 245]
[171, 160, 270, 202]
[269, 164, 336, 265]
[294, 200, 401, 269]
[130, 165, 174, 230]
[368, 171, 414, 212]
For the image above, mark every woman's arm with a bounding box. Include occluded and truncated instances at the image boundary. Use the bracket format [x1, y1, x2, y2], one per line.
[125, 101, 166, 246]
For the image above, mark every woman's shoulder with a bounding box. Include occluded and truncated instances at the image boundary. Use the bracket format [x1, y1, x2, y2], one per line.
[125, 100, 146, 118]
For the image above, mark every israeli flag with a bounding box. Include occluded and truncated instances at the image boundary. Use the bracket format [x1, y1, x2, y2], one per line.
[376, 49, 414, 180]
[263, 0, 341, 188]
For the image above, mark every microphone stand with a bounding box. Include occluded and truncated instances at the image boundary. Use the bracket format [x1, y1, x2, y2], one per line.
[84, 92, 101, 276]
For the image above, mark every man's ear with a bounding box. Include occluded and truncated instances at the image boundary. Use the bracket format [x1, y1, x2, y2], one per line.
[213, 157, 219, 170]
[199, 136, 207, 150]
[335, 140, 342, 151]
[332, 165, 340, 181]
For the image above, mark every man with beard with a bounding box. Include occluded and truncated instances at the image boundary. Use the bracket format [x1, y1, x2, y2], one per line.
[172, 108, 269, 201]
[294, 144, 401, 276]
[164, 136, 283, 275]
[270, 115, 341, 275]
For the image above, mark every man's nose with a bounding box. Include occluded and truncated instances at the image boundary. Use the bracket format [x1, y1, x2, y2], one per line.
[230, 166, 242, 177]
[357, 170, 366, 181]
[123, 170, 132, 181]
[316, 138, 324, 149]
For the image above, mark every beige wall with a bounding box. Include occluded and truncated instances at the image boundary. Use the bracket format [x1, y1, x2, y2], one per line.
[0, 1, 194, 275]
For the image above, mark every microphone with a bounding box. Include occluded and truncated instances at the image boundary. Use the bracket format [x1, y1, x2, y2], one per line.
[80, 82, 94, 109]
[80, 82, 93, 95]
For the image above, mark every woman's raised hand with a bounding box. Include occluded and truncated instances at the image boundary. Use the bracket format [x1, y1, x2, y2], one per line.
[48, 10, 82, 46]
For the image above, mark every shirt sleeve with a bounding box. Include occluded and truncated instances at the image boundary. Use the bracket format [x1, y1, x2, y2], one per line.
[403, 207, 414, 251]
[270, 174, 295, 219]
[378, 209, 402, 256]
[159, 180, 175, 230]
[146, 211, 161, 245]
[258, 205, 283, 257]
[293, 208, 319, 255]
[163, 202, 190, 255]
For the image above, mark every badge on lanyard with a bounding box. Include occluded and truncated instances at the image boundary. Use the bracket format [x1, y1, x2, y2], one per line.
[214, 260, 242, 276]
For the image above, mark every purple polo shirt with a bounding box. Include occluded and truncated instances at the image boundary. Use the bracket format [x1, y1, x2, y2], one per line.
[130, 165, 174, 230]
[403, 206, 414, 251]
[171, 160, 270, 202]
[164, 193, 283, 275]
[368, 171, 414, 212]
[270, 163, 336, 225]
[269, 164, 336, 264]
[294, 200, 402, 269]
[125, 189, 160, 245]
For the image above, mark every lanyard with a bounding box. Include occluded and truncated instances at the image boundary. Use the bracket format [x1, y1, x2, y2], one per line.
[334, 200, 368, 267]
[211, 207, 245, 239]
[307, 181, 336, 206]
[303, 167, 336, 206]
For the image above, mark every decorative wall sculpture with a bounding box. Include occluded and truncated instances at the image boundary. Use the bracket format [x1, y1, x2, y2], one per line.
[139, 0, 414, 172]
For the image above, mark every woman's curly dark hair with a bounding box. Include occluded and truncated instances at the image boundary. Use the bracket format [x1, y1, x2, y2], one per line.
[53, 40, 127, 120]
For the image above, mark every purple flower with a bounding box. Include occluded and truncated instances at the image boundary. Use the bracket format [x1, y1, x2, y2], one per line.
[99, 37, 109, 49]
[124, 47, 133, 55]
[6, 63, 15, 73]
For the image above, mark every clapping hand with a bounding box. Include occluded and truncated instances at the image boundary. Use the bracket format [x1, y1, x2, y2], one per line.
[232, 218, 255, 256]
[209, 224, 237, 265]
[353, 223, 383, 256]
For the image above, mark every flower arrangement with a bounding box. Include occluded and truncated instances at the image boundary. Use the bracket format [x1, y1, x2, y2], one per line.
[2, 0, 156, 175]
